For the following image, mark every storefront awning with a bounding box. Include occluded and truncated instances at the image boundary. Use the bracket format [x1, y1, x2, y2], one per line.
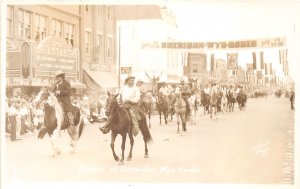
[83, 70, 118, 90]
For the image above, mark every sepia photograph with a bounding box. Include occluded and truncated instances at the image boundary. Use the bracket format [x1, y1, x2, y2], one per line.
[1, 0, 299, 189]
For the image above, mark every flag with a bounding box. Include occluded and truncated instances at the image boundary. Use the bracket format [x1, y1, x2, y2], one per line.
[260, 51, 264, 69]
[210, 54, 215, 71]
[256, 70, 262, 79]
[246, 63, 254, 74]
[264, 63, 266, 75]
[279, 49, 287, 65]
[227, 53, 238, 70]
[252, 52, 257, 70]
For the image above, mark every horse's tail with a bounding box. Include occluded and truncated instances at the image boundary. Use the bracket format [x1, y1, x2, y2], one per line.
[77, 111, 84, 139]
[139, 118, 152, 143]
[38, 127, 48, 139]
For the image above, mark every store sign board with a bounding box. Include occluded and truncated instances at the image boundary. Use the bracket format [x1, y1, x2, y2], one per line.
[36, 36, 78, 79]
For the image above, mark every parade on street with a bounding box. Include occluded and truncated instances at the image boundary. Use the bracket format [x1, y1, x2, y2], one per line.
[2, 2, 299, 188]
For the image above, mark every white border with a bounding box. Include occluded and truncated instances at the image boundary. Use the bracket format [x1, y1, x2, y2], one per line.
[1, 1, 300, 189]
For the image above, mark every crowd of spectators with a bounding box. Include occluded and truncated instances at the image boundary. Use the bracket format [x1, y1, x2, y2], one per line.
[6, 92, 108, 141]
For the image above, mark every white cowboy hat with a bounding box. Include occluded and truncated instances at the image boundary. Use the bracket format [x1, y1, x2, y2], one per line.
[54, 70, 66, 77]
[125, 74, 135, 83]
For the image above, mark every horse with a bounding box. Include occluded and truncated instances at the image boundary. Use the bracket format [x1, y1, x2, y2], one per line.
[227, 91, 236, 112]
[209, 91, 218, 119]
[105, 92, 152, 163]
[33, 87, 84, 157]
[216, 92, 222, 112]
[221, 93, 228, 113]
[236, 93, 247, 111]
[171, 93, 187, 133]
[188, 93, 198, 125]
[138, 92, 154, 128]
[156, 93, 169, 125]
[200, 91, 210, 115]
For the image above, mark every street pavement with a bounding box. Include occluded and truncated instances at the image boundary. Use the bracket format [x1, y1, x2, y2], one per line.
[4, 96, 295, 184]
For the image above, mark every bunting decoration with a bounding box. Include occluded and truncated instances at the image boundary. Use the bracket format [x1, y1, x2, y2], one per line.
[227, 53, 238, 70]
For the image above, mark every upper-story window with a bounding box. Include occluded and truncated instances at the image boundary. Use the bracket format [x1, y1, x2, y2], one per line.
[52, 19, 62, 38]
[18, 9, 32, 39]
[35, 14, 47, 41]
[64, 23, 75, 47]
[7, 6, 14, 37]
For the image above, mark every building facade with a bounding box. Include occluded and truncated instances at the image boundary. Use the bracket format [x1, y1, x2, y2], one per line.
[116, 6, 183, 86]
[6, 5, 118, 96]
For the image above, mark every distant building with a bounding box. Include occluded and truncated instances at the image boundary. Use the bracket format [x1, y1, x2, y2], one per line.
[116, 6, 183, 87]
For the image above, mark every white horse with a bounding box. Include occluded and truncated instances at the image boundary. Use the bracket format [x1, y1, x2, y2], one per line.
[188, 94, 198, 125]
[221, 93, 228, 113]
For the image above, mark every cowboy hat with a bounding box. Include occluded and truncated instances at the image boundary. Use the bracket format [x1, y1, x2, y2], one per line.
[54, 70, 66, 77]
[125, 74, 135, 83]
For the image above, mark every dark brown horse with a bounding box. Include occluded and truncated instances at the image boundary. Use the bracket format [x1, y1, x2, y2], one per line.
[138, 92, 154, 128]
[105, 92, 152, 163]
[236, 93, 247, 111]
[156, 94, 169, 125]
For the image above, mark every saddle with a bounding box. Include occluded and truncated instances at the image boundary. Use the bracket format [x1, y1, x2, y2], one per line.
[174, 97, 186, 108]
[61, 106, 80, 129]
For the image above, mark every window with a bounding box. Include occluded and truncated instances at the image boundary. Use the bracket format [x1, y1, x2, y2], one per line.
[7, 6, 13, 36]
[64, 23, 75, 47]
[96, 33, 103, 56]
[85, 31, 91, 54]
[97, 6, 100, 16]
[107, 37, 113, 58]
[52, 19, 62, 37]
[107, 5, 112, 19]
[35, 14, 47, 41]
[18, 9, 32, 39]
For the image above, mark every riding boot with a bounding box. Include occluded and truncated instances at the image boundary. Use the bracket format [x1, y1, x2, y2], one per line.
[131, 114, 139, 136]
[67, 112, 75, 127]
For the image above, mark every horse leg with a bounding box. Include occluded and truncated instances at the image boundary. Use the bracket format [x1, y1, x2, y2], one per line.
[164, 111, 168, 125]
[68, 125, 79, 154]
[50, 128, 61, 157]
[182, 114, 187, 131]
[144, 141, 149, 158]
[110, 132, 119, 161]
[148, 113, 151, 128]
[127, 133, 134, 161]
[120, 134, 127, 163]
[176, 114, 180, 134]
[159, 111, 162, 126]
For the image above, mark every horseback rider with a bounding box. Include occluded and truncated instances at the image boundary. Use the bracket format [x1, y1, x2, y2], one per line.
[159, 82, 170, 100]
[175, 79, 191, 118]
[52, 70, 74, 127]
[100, 74, 141, 136]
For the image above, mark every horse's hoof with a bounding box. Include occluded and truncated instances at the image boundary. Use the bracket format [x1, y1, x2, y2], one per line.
[177, 131, 180, 134]
[144, 154, 149, 158]
[127, 157, 132, 161]
[114, 156, 120, 161]
[56, 150, 61, 155]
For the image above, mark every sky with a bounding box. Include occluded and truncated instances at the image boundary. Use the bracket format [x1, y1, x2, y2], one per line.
[166, 0, 300, 79]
